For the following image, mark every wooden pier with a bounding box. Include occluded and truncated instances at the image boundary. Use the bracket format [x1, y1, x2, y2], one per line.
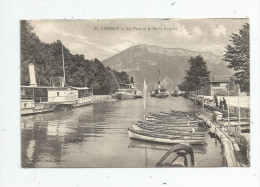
[200, 114, 247, 167]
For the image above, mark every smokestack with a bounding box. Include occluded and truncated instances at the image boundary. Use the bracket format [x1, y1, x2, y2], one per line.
[29, 63, 37, 87]
[131, 77, 134, 84]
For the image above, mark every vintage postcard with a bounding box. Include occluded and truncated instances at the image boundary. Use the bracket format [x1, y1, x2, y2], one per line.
[21, 19, 250, 168]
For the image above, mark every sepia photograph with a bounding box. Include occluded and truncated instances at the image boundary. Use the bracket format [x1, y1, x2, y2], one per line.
[20, 18, 250, 168]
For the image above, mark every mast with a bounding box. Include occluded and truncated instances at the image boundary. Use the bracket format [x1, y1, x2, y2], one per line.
[158, 69, 160, 85]
[143, 79, 148, 122]
[62, 44, 66, 86]
[134, 62, 136, 85]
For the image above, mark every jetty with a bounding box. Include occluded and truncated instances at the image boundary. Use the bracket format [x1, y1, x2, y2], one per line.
[199, 112, 249, 167]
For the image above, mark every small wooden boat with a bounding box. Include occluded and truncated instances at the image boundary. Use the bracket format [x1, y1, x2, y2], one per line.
[128, 128, 205, 145]
[147, 112, 195, 119]
[147, 114, 188, 120]
[137, 121, 198, 128]
[159, 112, 187, 117]
[136, 123, 196, 132]
[133, 123, 206, 136]
[159, 112, 197, 120]
[138, 120, 198, 125]
[145, 117, 198, 124]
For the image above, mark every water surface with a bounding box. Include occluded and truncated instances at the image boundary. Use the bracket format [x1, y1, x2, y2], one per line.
[21, 96, 223, 167]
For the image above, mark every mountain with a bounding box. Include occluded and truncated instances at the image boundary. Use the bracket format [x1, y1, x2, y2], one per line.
[102, 44, 232, 90]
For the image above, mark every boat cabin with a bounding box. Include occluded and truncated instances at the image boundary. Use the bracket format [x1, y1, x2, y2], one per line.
[117, 83, 137, 93]
[21, 100, 35, 109]
[21, 76, 92, 105]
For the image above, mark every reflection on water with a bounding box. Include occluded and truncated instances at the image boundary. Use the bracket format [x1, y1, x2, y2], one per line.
[21, 97, 223, 167]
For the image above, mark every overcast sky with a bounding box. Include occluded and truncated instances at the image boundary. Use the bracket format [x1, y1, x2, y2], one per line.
[29, 19, 249, 61]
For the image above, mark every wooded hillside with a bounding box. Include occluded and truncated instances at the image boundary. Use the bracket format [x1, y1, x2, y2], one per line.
[21, 20, 129, 94]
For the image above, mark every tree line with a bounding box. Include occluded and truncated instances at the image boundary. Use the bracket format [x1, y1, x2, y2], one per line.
[21, 20, 129, 94]
[178, 23, 250, 96]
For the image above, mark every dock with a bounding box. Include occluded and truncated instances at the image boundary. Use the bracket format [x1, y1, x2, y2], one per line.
[21, 95, 113, 116]
[200, 113, 248, 167]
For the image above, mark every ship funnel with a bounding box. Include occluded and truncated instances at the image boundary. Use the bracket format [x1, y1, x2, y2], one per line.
[29, 63, 37, 87]
[131, 77, 134, 84]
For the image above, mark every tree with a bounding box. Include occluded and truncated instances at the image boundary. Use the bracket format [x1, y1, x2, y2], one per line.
[178, 80, 191, 92]
[184, 55, 210, 103]
[223, 23, 249, 95]
[20, 21, 130, 95]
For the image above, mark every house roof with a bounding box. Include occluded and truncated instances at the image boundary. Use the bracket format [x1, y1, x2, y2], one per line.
[210, 75, 230, 83]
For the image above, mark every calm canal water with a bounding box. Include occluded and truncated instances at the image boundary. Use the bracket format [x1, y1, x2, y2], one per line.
[21, 96, 223, 167]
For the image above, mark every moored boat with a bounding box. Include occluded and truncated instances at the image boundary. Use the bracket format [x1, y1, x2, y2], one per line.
[21, 46, 94, 115]
[150, 69, 169, 98]
[133, 123, 206, 136]
[150, 83, 169, 98]
[21, 100, 54, 115]
[137, 120, 198, 128]
[114, 77, 143, 100]
[128, 128, 205, 145]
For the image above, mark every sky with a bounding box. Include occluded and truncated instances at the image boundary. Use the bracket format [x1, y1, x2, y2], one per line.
[29, 19, 249, 61]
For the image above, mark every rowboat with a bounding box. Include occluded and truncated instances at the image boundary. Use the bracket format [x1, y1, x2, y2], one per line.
[159, 112, 187, 116]
[136, 122, 196, 132]
[138, 120, 198, 126]
[147, 112, 195, 118]
[137, 121, 198, 128]
[133, 123, 206, 136]
[148, 113, 187, 118]
[146, 115, 188, 121]
[128, 128, 205, 145]
[148, 113, 197, 121]
[145, 117, 198, 124]
[159, 112, 197, 120]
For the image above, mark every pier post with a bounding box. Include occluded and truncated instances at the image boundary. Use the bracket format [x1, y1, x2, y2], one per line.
[215, 124, 217, 145]
[222, 144, 227, 166]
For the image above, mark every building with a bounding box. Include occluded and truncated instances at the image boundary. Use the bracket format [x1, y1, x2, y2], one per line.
[210, 75, 230, 96]
[199, 75, 238, 96]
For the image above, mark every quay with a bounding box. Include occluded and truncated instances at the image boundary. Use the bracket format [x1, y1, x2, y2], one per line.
[186, 95, 250, 166]
[186, 95, 250, 118]
[200, 113, 249, 167]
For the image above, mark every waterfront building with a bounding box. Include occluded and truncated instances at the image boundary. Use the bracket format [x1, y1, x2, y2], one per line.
[199, 75, 238, 96]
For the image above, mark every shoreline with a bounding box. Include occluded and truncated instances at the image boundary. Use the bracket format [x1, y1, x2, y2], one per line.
[185, 96, 250, 118]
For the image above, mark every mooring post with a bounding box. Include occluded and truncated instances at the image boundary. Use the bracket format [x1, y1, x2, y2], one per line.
[215, 122, 217, 145]
[222, 143, 227, 166]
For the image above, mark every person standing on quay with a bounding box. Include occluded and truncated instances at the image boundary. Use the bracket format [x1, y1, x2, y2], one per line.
[219, 98, 223, 109]
[223, 97, 227, 110]
[214, 95, 218, 107]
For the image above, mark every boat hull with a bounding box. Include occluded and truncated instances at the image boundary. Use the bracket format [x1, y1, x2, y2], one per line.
[132, 124, 205, 136]
[128, 129, 205, 145]
[21, 107, 54, 116]
[155, 93, 169, 98]
[135, 123, 196, 132]
[74, 97, 93, 107]
[115, 94, 139, 100]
